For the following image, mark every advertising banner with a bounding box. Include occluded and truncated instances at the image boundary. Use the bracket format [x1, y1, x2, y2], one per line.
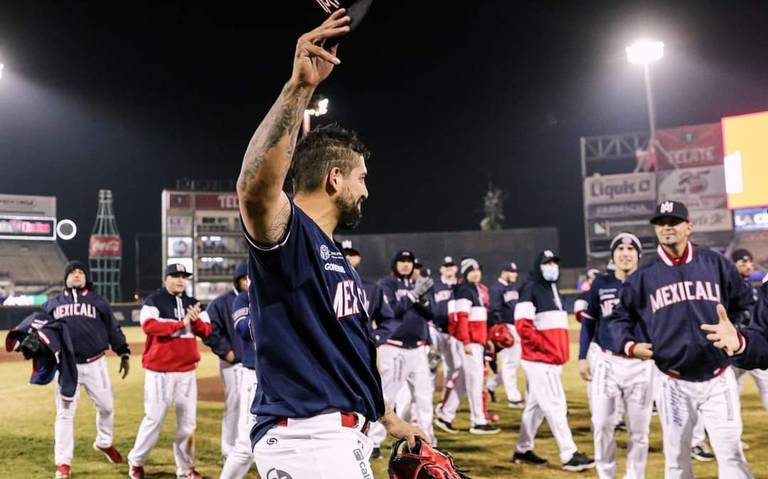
[734, 208, 768, 233]
[688, 209, 733, 233]
[655, 123, 723, 170]
[0, 215, 56, 240]
[584, 173, 656, 206]
[194, 193, 239, 210]
[657, 166, 727, 211]
[587, 217, 657, 253]
[586, 201, 657, 220]
[88, 235, 122, 257]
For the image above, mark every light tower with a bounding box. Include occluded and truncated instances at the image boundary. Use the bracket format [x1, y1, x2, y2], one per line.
[89, 189, 122, 301]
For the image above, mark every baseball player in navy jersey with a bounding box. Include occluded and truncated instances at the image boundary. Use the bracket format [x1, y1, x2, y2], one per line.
[202, 263, 249, 459]
[219, 285, 259, 479]
[485, 261, 524, 408]
[369, 250, 435, 450]
[235, 10, 424, 478]
[609, 200, 755, 479]
[436, 258, 501, 435]
[512, 250, 594, 471]
[127, 263, 212, 479]
[712, 274, 768, 368]
[43, 261, 131, 479]
[577, 232, 654, 479]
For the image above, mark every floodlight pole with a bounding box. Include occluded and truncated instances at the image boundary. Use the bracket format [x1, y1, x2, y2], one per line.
[643, 63, 657, 149]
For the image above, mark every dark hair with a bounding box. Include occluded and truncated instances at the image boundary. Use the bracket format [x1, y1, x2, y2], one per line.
[291, 124, 370, 193]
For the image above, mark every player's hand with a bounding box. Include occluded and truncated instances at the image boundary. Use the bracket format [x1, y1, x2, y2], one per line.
[632, 342, 654, 360]
[485, 340, 496, 356]
[578, 359, 592, 381]
[224, 350, 236, 364]
[701, 304, 741, 356]
[381, 409, 428, 450]
[119, 354, 130, 379]
[184, 303, 202, 325]
[464, 344, 473, 355]
[291, 9, 351, 88]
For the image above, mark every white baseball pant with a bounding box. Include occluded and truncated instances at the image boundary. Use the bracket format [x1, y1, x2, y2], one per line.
[437, 342, 487, 426]
[128, 370, 198, 476]
[253, 411, 374, 479]
[220, 367, 258, 479]
[377, 344, 434, 442]
[515, 359, 578, 464]
[590, 350, 654, 479]
[655, 367, 752, 479]
[486, 324, 523, 403]
[219, 360, 242, 458]
[734, 366, 768, 411]
[55, 356, 115, 466]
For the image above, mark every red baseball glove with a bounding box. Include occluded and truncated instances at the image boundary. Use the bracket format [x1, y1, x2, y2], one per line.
[388, 438, 470, 479]
[488, 323, 515, 349]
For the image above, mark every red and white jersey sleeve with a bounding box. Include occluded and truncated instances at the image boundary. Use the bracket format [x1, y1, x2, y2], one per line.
[514, 283, 569, 365]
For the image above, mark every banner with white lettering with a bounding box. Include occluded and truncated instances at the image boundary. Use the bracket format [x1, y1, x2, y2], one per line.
[655, 123, 723, 170]
[734, 208, 768, 233]
[584, 173, 656, 207]
[657, 166, 728, 211]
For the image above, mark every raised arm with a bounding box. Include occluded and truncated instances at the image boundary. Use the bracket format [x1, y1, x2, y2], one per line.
[237, 10, 350, 244]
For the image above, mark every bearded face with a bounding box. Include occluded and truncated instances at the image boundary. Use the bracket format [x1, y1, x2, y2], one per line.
[335, 184, 364, 230]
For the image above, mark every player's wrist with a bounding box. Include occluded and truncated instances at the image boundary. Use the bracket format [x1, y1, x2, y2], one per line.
[624, 341, 637, 357]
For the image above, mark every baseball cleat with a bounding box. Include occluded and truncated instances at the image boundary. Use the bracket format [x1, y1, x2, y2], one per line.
[55, 464, 71, 479]
[128, 464, 145, 479]
[370, 447, 382, 459]
[691, 445, 715, 462]
[487, 388, 497, 403]
[507, 400, 525, 409]
[513, 450, 548, 466]
[93, 443, 124, 464]
[433, 417, 459, 434]
[562, 451, 596, 472]
[469, 423, 501, 435]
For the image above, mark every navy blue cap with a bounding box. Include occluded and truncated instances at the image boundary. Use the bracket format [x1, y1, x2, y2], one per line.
[650, 200, 690, 225]
[233, 263, 248, 282]
[165, 263, 192, 278]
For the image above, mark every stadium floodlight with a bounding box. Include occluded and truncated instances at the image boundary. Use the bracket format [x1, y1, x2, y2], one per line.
[626, 40, 664, 65]
[303, 95, 330, 133]
[626, 40, 664, 156]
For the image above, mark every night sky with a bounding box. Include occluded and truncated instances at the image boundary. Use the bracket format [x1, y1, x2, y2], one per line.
[1, 1, 767, 297]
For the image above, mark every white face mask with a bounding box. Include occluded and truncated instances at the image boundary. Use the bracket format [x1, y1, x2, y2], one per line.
[541, 263, 560, 282]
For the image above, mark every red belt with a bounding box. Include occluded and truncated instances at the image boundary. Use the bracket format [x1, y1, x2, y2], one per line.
[77, 352, 105, 364]
[275, 412, 370, 434]
[661, 366, 728, 380]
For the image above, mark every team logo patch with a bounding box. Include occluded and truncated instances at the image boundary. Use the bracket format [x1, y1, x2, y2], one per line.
[266, 468, 293, 479]
[319, 244, 331, 260]
[660, 201, 674, 214]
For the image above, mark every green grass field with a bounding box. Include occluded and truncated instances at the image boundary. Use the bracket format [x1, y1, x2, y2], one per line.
[2, 323, 767, 478]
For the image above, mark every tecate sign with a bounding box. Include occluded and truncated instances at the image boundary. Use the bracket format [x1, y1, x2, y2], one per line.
[584, 173, 656, 205]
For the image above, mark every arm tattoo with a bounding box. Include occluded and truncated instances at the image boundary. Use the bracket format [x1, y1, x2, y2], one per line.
[263, 197, 292, 244]
[237, 83, 313, 192]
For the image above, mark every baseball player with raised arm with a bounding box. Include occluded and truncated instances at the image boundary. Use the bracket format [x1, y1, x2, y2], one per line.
[435, 258, 501, 435]
[219, 286, 258, 479]
[512, 250, 595, 472]
[127, 263, 212, 479]
[486, 261, 524, 408]
[235, 9, 424, 478]
[202, 263, 249, 458]
[577, 232, 654, 479]
[43, 261, 131, 479]
[609, 200, 755, 479]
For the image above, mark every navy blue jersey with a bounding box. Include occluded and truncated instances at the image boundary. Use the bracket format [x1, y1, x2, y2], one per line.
[376, 275, 433, 347]
[609, 243, 754, 381]
[232, 290, 256, 371]
[202, 289, 244, 363]
[360, 279, 395, 343]
[577, 274, 625, 358]
[735, 278, 768, 370]
[431, 277, 456, 333]
[244, 201, 383, 446]
[43, 287, 130, 362]
[488, 279, 519, 326]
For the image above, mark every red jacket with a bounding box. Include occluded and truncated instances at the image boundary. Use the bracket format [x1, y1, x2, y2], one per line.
[139, 288, 212, 372]
[448, 282, 488, 345]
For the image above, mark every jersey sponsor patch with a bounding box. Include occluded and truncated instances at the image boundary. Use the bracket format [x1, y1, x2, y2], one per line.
[649, 280, 721, 313]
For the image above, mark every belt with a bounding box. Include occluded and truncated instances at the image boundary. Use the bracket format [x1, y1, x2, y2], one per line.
[661, 366, 728, 380]
[600, 347, 628, 358]
[77, 352, 105, 364]
[275, 412, 370, 434]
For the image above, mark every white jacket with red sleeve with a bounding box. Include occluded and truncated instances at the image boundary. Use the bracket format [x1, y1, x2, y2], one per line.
[447, 282, 488, 345]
